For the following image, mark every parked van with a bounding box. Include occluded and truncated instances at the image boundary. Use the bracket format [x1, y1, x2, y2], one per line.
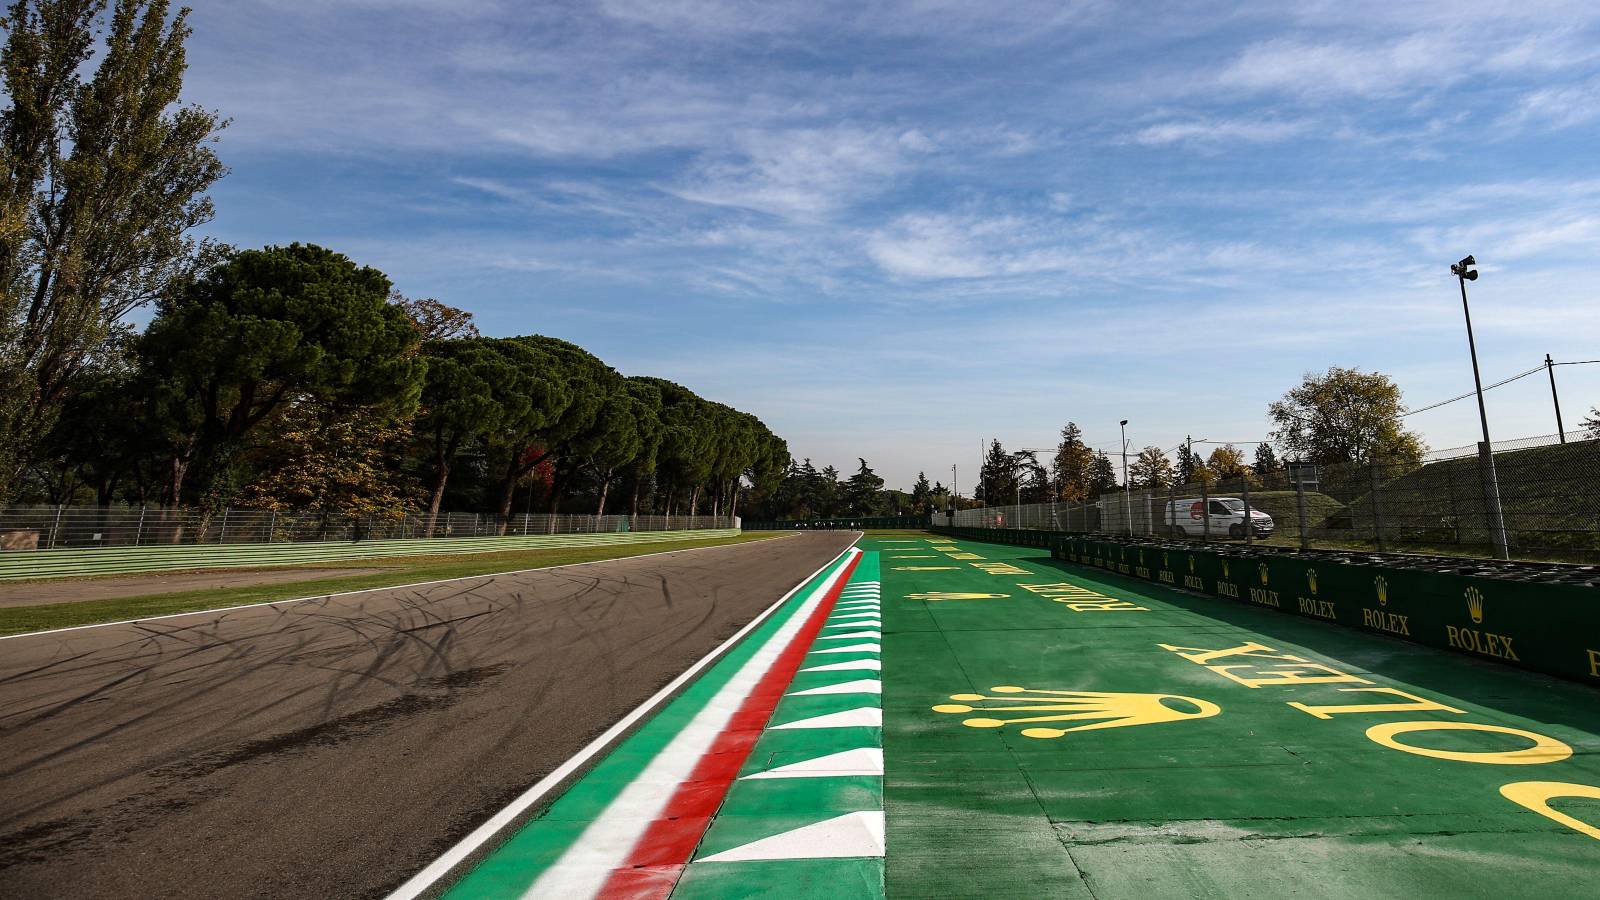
[1164, 497, 1273, 539]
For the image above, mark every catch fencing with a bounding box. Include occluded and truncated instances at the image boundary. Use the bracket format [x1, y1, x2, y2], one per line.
[0, 506, 735, 552]
[952, 436, 1600, 563]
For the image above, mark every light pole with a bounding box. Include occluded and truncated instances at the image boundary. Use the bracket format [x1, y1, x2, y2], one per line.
[1119, 420, 1132, 536]
[1451, 255, 1509, 560]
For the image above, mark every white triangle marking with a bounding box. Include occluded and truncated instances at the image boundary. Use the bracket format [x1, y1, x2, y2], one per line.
[816, 631, 880, 640]
[742, 748, 884, 780]
[788, 678, 881, 696]
[699, 811, 885, 862]
[811, 643, 880, 654]
[825, 621, 880, 629]
[771, 707, 882, 729]
[801, 658, 881, 672]
[831, 612, 881, 620]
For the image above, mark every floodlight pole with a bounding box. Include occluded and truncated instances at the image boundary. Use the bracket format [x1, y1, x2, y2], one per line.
[1119, 420, 1132, 536]
[1454, 256, 1509, 560]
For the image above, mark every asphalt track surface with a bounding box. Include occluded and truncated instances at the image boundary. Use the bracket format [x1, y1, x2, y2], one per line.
[0, 530, 855, 900]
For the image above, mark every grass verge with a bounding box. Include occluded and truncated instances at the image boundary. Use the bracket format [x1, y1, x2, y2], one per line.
[0, 532, 783, 637]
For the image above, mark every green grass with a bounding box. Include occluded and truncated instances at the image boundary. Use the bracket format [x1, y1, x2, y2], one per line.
[0, 532, 783, 637]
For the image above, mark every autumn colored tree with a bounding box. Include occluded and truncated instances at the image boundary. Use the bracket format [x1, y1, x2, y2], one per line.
[1268, 367, 1425, 465]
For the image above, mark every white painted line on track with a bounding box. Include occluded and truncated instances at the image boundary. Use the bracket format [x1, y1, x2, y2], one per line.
[2, 533, 804, 641]
[384, 533, 863, 900]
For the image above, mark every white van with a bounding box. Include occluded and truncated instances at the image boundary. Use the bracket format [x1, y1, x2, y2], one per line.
[1164, 497, 1273, 539]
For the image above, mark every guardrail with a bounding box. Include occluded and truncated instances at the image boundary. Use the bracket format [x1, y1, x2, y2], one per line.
[0, 529, 741, 581]
[0, 506, 734, 550]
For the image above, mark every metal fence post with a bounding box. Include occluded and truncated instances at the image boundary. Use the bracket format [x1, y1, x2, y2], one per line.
[1200, 479, 1210, 543]
[1369, 461, 1387, 553]
[1240, 475, 1253, 547]
[1295, 476, 1310, 550]
[1166, 483, 1176, 539]
[135, 505, 146, 546]
[49, 504, 63, 548]
[268, 509, 277, 543]
[218, 507, 229, 544]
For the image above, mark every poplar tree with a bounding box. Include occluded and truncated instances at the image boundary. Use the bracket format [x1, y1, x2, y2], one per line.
[0, 0, 226, 495]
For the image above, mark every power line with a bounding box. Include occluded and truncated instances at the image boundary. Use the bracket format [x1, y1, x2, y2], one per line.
[1401, 364, 1544, 418]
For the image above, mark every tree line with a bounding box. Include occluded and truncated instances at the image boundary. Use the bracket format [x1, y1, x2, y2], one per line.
[0, 4, 791, 525]
[977, 366, 1453, 502]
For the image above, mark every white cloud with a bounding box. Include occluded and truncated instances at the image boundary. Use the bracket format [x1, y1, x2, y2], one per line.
[1131, 117, 1312, 146]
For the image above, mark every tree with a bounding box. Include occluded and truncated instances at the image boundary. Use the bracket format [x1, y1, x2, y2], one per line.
[1051, 422, 1093, 502]
[414, 337, 526, 533]
[1583, 407, 1600, 440]
[1013, 451, 1050, 504]
[978, 439, 1015, 505]
[1268, 367, 1425, 465]
[910, 471, 931, 514]
[1087, 451, 1118, 496]
[395, 293, 478, 342]
[1128, 446, 1174, 489]
[239, 400, 417, 529]
[0, 0, 227, 496]
[1175, 437, 1195, 485]
[140, 244, 424, 506]
[843, 458, 884, 516]
[492, 336, 620, 523]
[1253, 441, 1281, 476]
[1206, 444, 1250, 482]
[817, 464, 841, 516]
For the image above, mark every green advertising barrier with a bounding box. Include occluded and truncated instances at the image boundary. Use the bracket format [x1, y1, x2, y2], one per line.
[1047, 534, 1600, 686]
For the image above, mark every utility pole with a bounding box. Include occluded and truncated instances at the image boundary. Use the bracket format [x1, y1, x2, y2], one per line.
[1546, 354, 1566, 442]
[1452, 255, 1509, 560]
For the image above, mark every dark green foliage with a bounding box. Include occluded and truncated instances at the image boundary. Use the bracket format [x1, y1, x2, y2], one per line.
[140, 243, 424, 505]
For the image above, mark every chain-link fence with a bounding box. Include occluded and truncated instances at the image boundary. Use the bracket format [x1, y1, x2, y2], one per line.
[0, 506, 735, 551]
[953, 437, 1600, 563]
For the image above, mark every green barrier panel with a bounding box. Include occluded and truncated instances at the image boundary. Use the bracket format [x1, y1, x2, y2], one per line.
[1037, 531, 1600, 686]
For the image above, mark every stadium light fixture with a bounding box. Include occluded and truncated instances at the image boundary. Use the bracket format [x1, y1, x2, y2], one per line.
[1451, 254, 1508, 560]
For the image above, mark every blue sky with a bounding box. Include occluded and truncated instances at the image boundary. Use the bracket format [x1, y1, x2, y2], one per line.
[181, 1, 1600, 490]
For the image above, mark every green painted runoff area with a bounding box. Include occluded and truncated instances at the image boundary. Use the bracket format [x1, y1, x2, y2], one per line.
[0, 528, 739, 580]
[871, 534, 1600, 898]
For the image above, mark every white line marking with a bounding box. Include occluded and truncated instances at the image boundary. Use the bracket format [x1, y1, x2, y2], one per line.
[5, 533, 800, 641]
[741, 748, 883, 780]
[815, 631, 881, 640]
[788, 678, 881, 696]
[811, 643, 881, 654]
[771, 708, 882, 730]
[382, 535, 862, 900]
[800, 659, 880, 672]
[698, 811, 885, 861]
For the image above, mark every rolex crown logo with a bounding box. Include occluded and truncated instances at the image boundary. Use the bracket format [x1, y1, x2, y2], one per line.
[1375, 575, 1388, 606]
[1258, 563, 1269, 586]
[934, 687, 1221, 739]
[1162, 552, 1169, 568]
[1466, 586, 1485, 624]
[1222, 560, 1230, 579]
[907, 592, 1010, 601]
[1188, 556, 1196, 574]
[1307, 569, 1318, 595]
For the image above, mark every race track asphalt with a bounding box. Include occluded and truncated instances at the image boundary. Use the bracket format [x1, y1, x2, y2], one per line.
[0, 530, 856, 899]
